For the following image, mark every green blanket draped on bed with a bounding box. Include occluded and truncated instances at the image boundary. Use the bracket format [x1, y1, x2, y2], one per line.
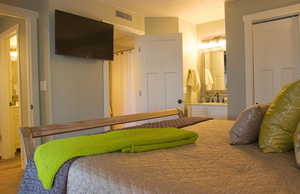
[34, 128, 198, 189]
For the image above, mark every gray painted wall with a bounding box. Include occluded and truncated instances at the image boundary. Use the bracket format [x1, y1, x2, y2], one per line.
[50, 56, 104, 124]
[0, 0, 40, 12]
[0, 0, 105, 139]
[0, 0, 147, 139]
[225, 0, 300, 119]
[47, 5, 104, 125]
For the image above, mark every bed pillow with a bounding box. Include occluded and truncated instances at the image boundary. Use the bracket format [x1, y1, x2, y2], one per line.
[259, 80, 300, 153]
[229, 103, 269, 145]
[294, 122, 300, 168]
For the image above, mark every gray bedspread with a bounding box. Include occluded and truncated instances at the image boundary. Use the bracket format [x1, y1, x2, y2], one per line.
[19, 159, 76, 194]
[67, 120, 300, 194]
[19, 117, 210, 194]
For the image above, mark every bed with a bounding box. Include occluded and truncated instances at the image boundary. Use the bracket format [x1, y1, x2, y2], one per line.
[19, 109, 300, 194]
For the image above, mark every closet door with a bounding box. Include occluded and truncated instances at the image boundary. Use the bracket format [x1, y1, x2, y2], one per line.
[253, 16, 300, 104]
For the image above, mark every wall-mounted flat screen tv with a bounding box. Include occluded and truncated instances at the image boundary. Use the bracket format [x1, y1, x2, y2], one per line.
[55, 10, 113, 60]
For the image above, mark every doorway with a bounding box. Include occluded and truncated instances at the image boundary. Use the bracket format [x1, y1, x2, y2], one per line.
[0, 3, 39, 164]
[244, 3, 300, 107]
[0, 20, 22, 159]
[109, 29, 138, 128]
[109, 30, 184, 126]
[252, 16, 300, 104]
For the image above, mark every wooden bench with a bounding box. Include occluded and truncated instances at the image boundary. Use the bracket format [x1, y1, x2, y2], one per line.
[20, 108, 184, 161]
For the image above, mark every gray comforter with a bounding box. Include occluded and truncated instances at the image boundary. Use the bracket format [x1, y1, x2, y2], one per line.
[67, 120, 300, 194]
[19, 117, 210, 194]
[19, 159, 76, 194]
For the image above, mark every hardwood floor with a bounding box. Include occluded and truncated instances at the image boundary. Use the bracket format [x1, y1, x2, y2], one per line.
[0, 154, 23, 194]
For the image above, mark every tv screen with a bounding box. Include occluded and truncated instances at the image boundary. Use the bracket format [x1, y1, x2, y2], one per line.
[55, 10, 113, 60]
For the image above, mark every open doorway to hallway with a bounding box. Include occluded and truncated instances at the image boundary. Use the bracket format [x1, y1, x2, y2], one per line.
[0, 2, 40, 165]
[107, 27, 184, 129]
[0, 16, 23, 160]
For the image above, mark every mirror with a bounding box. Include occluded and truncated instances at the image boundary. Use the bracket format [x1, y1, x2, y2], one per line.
[204, 50, 227, 91]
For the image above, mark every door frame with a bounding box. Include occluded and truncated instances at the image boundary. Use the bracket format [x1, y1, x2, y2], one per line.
[243, 3, 300, 107]
[0, 25, 20, 158]
[0, 3, 40, 127]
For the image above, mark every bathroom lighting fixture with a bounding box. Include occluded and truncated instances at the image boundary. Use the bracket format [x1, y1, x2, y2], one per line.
[10, 35, 17, 49]
[9, 35, 18, 61]
[10, 50, 18, 61]
[199, 37, 226, 51]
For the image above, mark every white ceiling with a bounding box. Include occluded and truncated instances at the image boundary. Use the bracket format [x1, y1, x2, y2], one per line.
[104, 0, 225, 24]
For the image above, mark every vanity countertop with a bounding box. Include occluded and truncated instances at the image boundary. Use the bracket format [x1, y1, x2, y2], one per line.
[188, 102, 228, 106]
[9, 105, 20, 108]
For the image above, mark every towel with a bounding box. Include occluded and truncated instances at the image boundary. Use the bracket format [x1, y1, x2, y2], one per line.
[187, 69, 201, 91]
[34, 128, 198, 189]
[205, 68, 214, 90]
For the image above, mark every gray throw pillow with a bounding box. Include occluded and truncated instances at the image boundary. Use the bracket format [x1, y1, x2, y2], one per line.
[294, 122, 300, 168]
[229, 103, 270, 145]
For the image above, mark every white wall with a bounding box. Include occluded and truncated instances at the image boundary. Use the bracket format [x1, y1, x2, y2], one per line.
[49, 0, 144, 33]
[145, 17, 179, 35]
[197, 19, 225, 41]
[178, 18, 199, 101]
[225, 0, 300, 119]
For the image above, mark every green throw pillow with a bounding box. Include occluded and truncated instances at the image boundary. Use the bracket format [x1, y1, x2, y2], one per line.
[259, 80, 300, 153]
[293, 122, 300, 168]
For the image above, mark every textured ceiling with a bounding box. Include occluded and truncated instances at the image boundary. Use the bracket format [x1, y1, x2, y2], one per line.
[102, 0, 225, 24]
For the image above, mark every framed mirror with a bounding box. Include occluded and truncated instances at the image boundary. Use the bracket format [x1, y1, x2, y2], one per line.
[198, 36, 227, 103]
[204, 50, 227, 91]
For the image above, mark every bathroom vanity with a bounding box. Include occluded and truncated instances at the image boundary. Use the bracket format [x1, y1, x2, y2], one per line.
[192, 36, 228, 119]
[187, 103, 228, 120]
[9, 105, 20, 149]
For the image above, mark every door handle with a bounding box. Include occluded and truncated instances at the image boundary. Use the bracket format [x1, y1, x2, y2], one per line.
[177, 99, 183, 104]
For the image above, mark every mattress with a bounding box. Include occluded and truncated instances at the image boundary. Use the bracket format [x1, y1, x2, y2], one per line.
[67, 120, 300, 194]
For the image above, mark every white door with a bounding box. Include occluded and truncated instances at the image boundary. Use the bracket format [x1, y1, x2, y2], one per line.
[136, 34, 183, 113]
[253, 16, 300, 104]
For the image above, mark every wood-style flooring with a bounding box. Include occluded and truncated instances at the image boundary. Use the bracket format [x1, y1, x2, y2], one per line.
[0, 154, 23, 194]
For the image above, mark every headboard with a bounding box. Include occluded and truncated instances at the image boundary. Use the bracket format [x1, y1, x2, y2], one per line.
[20, 108, 184, 161]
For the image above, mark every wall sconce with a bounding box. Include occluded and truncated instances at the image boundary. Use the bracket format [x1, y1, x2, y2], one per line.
[10, 35, 17, 49]
[198, 36, 226, 51]
[9, 35, 18, 61]
[10, 50, 18, 61]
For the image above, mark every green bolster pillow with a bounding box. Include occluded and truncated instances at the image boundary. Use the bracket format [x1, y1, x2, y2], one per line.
[259, 80, 300, 153]
[294, 122, 300, 168]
